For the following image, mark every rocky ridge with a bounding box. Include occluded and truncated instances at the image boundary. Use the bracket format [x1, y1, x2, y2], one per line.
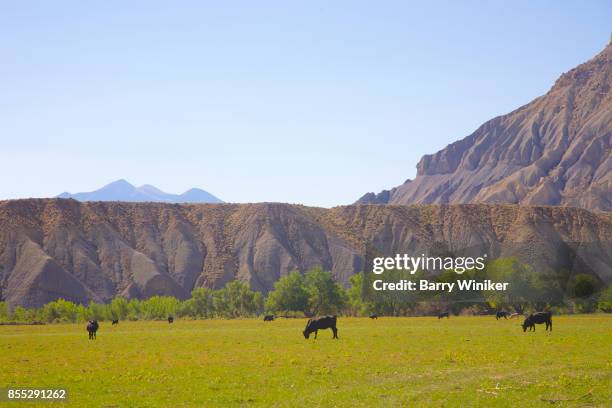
[0, 199, 610, 307]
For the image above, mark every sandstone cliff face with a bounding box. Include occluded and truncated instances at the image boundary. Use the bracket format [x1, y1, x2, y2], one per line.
[358, 37, 611, 212]
[0, 199, 610, 307]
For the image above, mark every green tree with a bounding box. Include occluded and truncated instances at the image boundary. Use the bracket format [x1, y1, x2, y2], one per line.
[189, 287, 215, 318]
[140, 296, 180, 320]
[110, 297, 129, 320]
[265, 271, 309, 314]
[304, 267, 346, 315]
[569, 274, 599, 312]
[76, 304, 87, 322]
[177, 298, 196, 318]
[346, 273, 368, 316]
[11, 306, 28, 322]
[127, 299, 142, 320]
[86, 302, 111, 321]
[483, 258, 562, 313]
[212, 289, 230, 317]
[41, 299, 80, 323]
[596, 285, 612, 313]
[216, 280, 263, 318]
[570, 274, 597, 298]
[220, 280, 263, 317]
[0, 301, 8, 321]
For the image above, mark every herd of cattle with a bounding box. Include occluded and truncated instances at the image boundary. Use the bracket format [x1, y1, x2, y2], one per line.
[85, 310, 553, 340]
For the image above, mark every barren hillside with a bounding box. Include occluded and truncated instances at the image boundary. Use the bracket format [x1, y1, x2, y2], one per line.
[358, 37, 611, 211]
[0, 199, 610, 307]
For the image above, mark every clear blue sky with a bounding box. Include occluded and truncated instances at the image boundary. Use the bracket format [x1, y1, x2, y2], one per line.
[1, 1, 610, 207]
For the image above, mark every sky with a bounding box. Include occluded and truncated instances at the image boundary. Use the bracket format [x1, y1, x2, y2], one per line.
[0, 1, 610, 207]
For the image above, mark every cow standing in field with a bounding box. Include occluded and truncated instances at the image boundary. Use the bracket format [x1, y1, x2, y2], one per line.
[87, 320, 99, 340]
[369, 314, 378, 319]
[496, 311, 510, 320]
[263, 315, 275, 322]
[303, 316, 338, 339]
[522, 311, 552, 332]
[112, 319, 119, 325]
[168, 316, 174, 324]
[438, 312, 450, 319]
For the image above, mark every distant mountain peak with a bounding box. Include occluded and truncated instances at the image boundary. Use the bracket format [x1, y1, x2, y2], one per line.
[57, 180, 223, 203]
[182, 187, 205, 194]
[102, 179, 136, 192]
[112, 178, 131, 185]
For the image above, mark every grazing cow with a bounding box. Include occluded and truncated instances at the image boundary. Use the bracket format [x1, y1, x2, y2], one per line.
[263, 315, 275, 322]
[303, 315, 338, 339]
[168, 316, 174, 324]
[509, 313, 521, 319]
[87, 320, 99, 340]
[438, 312, 450, 319]
[111, 319, 119, 325]
[369, 314, 378, 319]
[522, 311, 552, 332]
[496, 311, 510, 320]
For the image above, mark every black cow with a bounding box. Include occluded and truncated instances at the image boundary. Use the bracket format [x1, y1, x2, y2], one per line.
[87, 320, 99, 340]
[303, 315, 338, 339]
[438, 312, 450, 319]
[168, 316, 174, 324]
[496, 311, 509, 320]
[522, 311, 552, 332]
[369, 314, 378, 319]
[263, 315, 275, 322]
[111, 319, 119, 325]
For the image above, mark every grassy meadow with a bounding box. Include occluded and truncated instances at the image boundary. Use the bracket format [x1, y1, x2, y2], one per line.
[0, 315, 610, 407]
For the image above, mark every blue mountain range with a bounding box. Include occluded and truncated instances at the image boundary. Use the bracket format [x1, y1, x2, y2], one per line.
[57, 179, 223, 203]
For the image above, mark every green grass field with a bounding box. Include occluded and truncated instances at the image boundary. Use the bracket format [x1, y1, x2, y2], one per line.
[1, 315, 610, 407]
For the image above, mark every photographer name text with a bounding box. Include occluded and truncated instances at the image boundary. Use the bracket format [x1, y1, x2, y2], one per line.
[372, 279, 509, 292]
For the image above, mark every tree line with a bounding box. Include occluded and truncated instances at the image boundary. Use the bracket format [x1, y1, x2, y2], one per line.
[0, 259, 610, 324]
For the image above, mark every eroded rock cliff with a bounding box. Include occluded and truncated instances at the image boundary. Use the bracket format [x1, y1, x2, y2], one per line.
[358, 37, 611, 212]
[0, 199, 610, 307]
